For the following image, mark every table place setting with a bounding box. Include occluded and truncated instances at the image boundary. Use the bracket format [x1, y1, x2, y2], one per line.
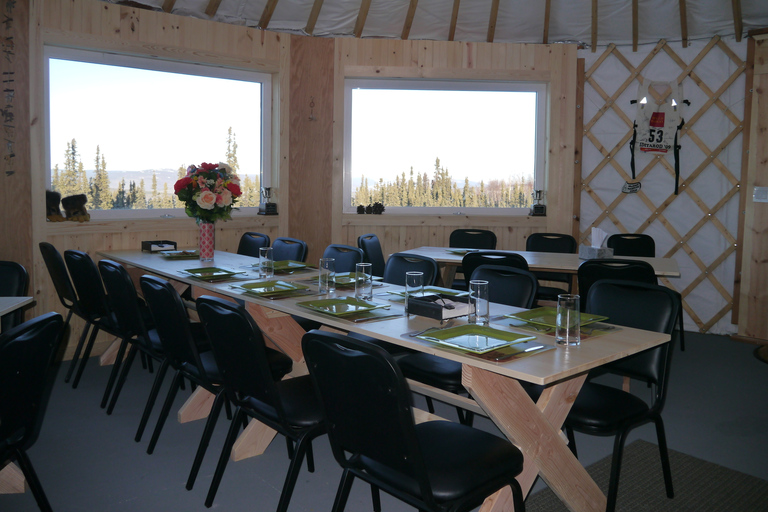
[177, 266, 249, 282]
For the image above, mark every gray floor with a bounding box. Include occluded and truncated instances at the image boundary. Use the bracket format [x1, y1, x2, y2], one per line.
[3, 332, 767, 511]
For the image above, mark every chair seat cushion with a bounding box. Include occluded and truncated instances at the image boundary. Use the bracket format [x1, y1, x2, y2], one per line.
[566, 382, 650, 432]
[397, 353, 463, 392]
[265, 348, 293, 380]
[363, 420, 523, 503]
[242, 375, 323, 429]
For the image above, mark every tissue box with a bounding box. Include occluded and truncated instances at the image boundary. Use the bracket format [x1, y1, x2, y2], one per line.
[141, 240, 177, 252]
[407, 294, 473, 321]
[578, 245, 614, 260]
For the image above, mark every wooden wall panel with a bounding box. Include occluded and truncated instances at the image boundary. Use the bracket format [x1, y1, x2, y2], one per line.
[288, 35, 335, 265]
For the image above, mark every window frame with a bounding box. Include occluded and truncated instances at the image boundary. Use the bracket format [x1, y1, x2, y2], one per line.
[43, 45, 273, 220]
[342, 77, 548, 216]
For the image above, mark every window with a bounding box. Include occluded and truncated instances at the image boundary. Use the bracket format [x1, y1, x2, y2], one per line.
[45, 47, 271, 219]
[343, 78, 547, 215]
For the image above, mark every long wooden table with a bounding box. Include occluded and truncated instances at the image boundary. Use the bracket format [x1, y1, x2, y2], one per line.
[94, 249, 671, 512]
[399, 246, 681, 288]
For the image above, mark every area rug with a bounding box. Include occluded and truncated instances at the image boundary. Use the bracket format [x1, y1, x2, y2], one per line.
[525, 439, 768, 511]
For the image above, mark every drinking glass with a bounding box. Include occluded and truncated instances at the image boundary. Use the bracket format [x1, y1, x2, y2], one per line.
[355, 262, 373, 300]
[556, 294, 581, 346]
[259, 247, 274, 279]
[404, 271, 424, 315]
[319, 257, 336, 294]
[468, 280, 489, 325]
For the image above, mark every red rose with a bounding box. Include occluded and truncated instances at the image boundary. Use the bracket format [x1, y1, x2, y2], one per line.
[174, 176, 193, 194]
[200, 162, 218, 171]
[226, 182, 242, 196]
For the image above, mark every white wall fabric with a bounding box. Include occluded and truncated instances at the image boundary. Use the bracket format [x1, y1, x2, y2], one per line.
[579, 37, 747, 334]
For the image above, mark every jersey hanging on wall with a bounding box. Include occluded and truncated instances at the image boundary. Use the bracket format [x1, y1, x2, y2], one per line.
[629, 81, 687, 194]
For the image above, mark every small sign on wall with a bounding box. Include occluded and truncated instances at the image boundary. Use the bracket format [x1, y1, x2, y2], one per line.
[754, 187, 768, 203]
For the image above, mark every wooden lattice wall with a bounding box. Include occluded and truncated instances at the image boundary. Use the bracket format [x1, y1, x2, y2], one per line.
[579, 36, 747, 334]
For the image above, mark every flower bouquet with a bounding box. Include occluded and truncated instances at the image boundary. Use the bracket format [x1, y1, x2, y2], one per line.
[174, 162, 242, 261]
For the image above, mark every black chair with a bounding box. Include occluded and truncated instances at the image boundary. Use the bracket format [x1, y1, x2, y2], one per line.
[382, 252, 439, 286]
[237, 232, 270, 258]
[39, 242, 90, 385]
[322, 244, 365, 273]
[97, 260, 165, 416]
[357, 233, 386, 277]
[398, 265, 539, 426]
[526, 232, 577, 301]
[0, 312, 66, 512]
[460, 251, 529, 290]
[140, 276, 285, 491]
[577, 258, 657, 312]
[272, 237, 309, 262]
[449, 229, 497, 290]
[607, 233, 655, 257]
[564, 279, 679, 512]
[302, 330, 526, 512]
[63, 250, 121, 396]
[0, 261, 29, 332]
[196, 295, 324, 510]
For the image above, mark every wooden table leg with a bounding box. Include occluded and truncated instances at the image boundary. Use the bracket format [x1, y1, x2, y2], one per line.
[463, 366, 606, 512]
[436, 264, 458, 288]
[0, 463, 24, 494]
[178, 387, 216, 423]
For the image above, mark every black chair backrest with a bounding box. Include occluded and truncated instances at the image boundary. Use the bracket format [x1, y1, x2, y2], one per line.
[607, 233, 655, 258]
[272, 237, 308, 262]
[140, 275, 206, 372]
[461, 251, 528, 289]
[64, 250, 110, 319]
[357, 233, 386, 277]
[586, 279, 679, 411]
[302, 330, 432, 499]
[0, 312, 64, 452]
[39, 242, 80, 313]
[526, 232, 578, 284]
[237, 232, 270, 258]
[449, 229, 497, 250]
[577, 258, 657, 310]
[322, 244, 365, 273]
[98, 260, 153, 347]
[470, 264, 538, 309]
[196, 296, 285, 417]
[0, 261, 29, 332]
[382, 252, 439, 286]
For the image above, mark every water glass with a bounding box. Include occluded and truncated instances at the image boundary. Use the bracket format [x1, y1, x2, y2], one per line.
[355, 262, 373, 300]
[259, 247, 274, 279]
[404, 271, 424, 315]
[556, 294, 581, 346]
[468, 280, 490, 325]
[319, 257, 336, 294]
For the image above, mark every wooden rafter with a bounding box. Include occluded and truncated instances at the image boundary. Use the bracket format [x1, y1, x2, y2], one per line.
[679, 0, 688, 47]
[162, 0, 176, 13]
[306, 0, 324, 35]
[543, 0, 551, 44]
[449, 0, 461, 41]
[258, 0, 280, 30]
[591, 0, 598, 52]
[632, 0, 638, 52]
[354, 0, 372, 38]
[487, 0, 500, 43]
[402, 0, 418, 40]
[204, 0, 223, 19]
[732, 0, 743, 42]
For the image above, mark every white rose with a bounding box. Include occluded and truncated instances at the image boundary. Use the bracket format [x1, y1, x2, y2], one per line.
[196, 190, 217, 210]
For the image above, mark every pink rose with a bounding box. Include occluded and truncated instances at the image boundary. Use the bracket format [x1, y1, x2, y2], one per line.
[196, 190, 217, 210]
[216, 189, 233, 207]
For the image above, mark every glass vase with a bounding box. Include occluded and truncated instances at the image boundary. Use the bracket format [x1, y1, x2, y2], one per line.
[198, 221, 215, 262]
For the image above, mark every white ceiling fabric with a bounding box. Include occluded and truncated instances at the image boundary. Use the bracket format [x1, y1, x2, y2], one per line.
[131, 0, 768, 48]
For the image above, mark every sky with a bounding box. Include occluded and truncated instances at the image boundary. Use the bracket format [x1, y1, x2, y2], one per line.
[350, 87, 539, 185]
[48, 59, 262, 176]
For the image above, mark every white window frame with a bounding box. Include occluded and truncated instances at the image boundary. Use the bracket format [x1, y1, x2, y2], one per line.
[342, 78, 548, 216]
[44, 46, 272, 220]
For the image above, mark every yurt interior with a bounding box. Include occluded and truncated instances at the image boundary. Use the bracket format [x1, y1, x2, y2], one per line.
[2, 1, 768, 511]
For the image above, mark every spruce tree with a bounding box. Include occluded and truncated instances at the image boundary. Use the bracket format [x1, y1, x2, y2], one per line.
[90, 146, 112, 210]
[59, 139, 80, 197]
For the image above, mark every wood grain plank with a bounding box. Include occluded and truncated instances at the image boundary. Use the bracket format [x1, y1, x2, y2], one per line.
[354, 0, 372, 38]
[401, 0, 418, 40]
[305, 0, 324, 35]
